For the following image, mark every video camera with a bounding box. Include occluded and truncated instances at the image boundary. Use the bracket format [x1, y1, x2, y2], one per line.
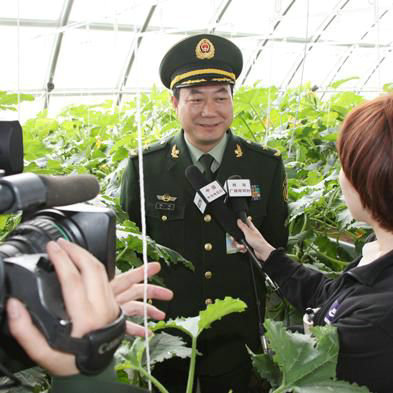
[0, 121, 120, 378]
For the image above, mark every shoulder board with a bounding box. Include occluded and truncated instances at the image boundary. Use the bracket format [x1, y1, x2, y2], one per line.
[130, 138, 170, 158]
[241, 139, 282, 158]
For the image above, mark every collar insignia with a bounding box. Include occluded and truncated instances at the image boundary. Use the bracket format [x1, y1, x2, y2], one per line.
[195, 38, 215, 60]
[234, 144, 243, 158]
[157, 194, 177, 202]
[171, 144, 180, 159]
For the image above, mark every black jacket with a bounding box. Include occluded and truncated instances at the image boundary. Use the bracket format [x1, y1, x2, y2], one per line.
[264, 248, 393, 392]
[120, 130, 288, 375]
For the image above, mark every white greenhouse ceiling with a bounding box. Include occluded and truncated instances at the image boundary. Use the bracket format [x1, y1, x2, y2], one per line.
[2, 0, 393, 119]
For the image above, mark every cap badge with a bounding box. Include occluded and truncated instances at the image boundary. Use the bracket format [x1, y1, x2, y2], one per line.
[171, 144, 180, 159]
[157, 194, 177, 202]
[195, 38, 215, 60]
[234, 144, 243, 158]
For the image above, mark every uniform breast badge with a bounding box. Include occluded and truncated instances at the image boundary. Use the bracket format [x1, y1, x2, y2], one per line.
[234, 144, 243, 158]
[171, 144, 180, 159]
[195, 38, 215, 60]
[156, 194, 177, 211]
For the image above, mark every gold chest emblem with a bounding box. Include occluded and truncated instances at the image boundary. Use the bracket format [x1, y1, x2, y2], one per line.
[234, 144, 243, 158]
[157, 194, 177, 202]
[171, 144, 180, 159]
[195, 38, 215, 60]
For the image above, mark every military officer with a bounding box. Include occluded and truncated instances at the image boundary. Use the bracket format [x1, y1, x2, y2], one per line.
[120, 34, 288, 393]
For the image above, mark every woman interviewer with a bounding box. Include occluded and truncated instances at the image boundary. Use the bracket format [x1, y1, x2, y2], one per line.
[236, 94, 393, 392]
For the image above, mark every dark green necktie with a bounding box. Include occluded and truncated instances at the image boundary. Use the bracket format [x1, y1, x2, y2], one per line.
[199, 154, 215, 182]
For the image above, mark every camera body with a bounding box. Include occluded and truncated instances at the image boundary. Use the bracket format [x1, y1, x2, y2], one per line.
[0, 120, 117, 372]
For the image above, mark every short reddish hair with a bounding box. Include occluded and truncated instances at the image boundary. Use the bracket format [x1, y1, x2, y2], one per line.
[337, 94, 393, 232]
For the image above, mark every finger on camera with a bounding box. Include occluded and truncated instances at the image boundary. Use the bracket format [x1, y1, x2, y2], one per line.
[125, 321, 152, 337]
[111, 262, 161, 296]
[120, 300, 166, 321]
[56, 239, 117, 316]
[48, 241, 117, 333]
[47, 241, 91, 318]
[7, 298, 78, 375]
[116, 283, 173, 305]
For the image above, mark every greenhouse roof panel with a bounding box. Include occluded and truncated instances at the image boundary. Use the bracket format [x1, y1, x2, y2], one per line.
[1, 0, 393, 120]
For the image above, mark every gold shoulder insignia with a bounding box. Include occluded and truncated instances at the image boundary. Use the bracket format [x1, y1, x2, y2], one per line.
[283, 177, 288, 202]
[171, 144, 180, 159]
[234, 144, 243, 158]
[195, 38, 215, 60]
[274, 149, 281, 156]
[157, 194, 177, 202]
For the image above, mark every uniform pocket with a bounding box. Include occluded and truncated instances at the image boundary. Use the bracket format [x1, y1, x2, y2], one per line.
[145, 200, 186, 253]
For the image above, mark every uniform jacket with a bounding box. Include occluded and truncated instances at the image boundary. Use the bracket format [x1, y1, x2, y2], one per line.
[263, 248, 393, 393]
[120, 130, 288, 376]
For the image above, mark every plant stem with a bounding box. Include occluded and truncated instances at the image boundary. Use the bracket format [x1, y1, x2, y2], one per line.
[137, 366, 169, 393]
[186, 336, 198, 393]
[116, 246, 129, 262]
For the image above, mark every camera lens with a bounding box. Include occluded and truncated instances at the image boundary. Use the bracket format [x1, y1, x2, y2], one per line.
[0, 212, 80, 258]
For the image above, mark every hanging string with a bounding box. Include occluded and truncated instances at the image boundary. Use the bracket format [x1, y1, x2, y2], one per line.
[134, 30, 152, 390]
[16, 0, 21, 122]
[288, 0, 310, 157]
[373, 0, 381, 91]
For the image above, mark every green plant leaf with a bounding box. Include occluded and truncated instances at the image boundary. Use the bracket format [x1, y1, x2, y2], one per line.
[250, 349, 281, 388]
[262, 320, 370, 393]
[198, 297, 247, 335]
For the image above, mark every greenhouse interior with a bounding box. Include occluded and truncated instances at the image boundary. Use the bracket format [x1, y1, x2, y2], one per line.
[1, 1, 393, 392]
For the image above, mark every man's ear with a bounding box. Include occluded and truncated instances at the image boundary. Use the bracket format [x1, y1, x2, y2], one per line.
[171, 95, 178, 110]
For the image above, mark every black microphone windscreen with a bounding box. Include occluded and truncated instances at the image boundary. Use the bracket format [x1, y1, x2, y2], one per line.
[39, 175, 100, 207]
[185, 165, 206, 190]
[185, 165, 244, 241]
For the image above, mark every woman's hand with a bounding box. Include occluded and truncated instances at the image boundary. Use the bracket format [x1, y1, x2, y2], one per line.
[7, 238, 120, 376]
[236, 218, 276, 262]
[111, 262, 173, 337]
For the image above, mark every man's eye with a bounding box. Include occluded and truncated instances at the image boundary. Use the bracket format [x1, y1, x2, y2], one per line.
[190, 98, 202, 103]
[216, 97, 228, 101]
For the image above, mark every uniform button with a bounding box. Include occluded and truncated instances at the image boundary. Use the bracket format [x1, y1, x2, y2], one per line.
[204, 214, 212, 223]
[204, 243, 213, 251]
[161, 215, 168, 221]
[204, 271, 212, 279]
[205, 298, 213, 305]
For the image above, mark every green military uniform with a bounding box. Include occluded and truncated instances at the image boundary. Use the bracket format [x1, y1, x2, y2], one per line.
[120, 33, 288, 392]
[120, 130, 288, 376]
[51, 364, 148, 393]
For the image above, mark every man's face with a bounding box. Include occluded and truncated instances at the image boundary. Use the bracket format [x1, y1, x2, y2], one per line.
[172, 84, 233, 152]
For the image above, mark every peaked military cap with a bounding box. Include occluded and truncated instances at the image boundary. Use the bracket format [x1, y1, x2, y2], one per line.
[159, 34, 243, 90]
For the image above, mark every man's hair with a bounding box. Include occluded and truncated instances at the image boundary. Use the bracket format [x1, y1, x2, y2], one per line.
[172, 84, 234, 100]
[337, 94, 393, 231]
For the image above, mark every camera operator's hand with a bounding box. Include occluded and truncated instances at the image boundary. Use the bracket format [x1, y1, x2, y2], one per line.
[111, 262, 173, 337]
[6, 239, 120, 376]
[236, 218, 276, 262]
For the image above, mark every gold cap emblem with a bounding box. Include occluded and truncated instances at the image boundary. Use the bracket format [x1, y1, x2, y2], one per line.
[195, 38, 215, 60]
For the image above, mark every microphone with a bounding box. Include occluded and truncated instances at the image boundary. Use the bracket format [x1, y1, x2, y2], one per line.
[185, 165, 245, 242]
[225, 175, 251, 224]
[0, 173, 100, 213]
[40, 175, 100, 207]
[185, 165, 281, 292]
